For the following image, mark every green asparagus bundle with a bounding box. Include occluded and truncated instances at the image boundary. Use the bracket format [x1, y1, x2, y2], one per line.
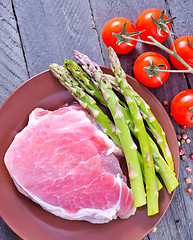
[49, 48, 179, 216]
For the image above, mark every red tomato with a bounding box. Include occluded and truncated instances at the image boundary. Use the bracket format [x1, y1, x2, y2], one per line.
[171, 89, 193, 126]
[102, 17, 137, 54]
[133, 52, 170, 87]
[135, 8, 171, 43]
[169, 36, 193, 70]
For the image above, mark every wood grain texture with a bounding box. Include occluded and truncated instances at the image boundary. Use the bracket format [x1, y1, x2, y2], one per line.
[165, 0, 193, 89]
[0, 0, 193, 239]
[12, 0, 103, 77]
[0, 0, 28, 105]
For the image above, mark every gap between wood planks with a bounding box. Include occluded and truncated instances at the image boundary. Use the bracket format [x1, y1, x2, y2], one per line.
[164, 0, 191, 89]
[88, 0, 105, 64]
[10, 0, 30, 78]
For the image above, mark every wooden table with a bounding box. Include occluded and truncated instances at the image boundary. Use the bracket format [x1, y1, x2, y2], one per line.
[0, 0, 193, 239]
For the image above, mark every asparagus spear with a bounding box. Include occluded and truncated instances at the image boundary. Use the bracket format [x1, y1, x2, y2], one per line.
[137, 151, 163, 191]
[73, 51, 146, 208]
[107, 47, 158, 215]
[134, 94, 174, 171]
[49, 63, 121, 148]
[106, 68, 174, 171]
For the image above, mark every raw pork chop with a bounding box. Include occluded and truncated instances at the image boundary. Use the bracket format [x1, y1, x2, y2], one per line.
[4, 106, 136, 224]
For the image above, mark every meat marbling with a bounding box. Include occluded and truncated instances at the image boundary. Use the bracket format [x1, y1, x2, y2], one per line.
[4, 106, 136, 224]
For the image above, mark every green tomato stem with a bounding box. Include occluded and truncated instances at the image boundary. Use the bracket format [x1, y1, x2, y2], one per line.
[126, 36, 155, 46]
[155, 69, 191, 73]
[168, 31, 177, 55]
[148, 36, 193, 73]
[125, 35, 193, 74]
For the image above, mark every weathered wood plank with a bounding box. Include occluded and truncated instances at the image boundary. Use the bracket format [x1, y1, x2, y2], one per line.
[163, 1, 193, 238]
[12, 0, 103, 77]
[0, 0, 28, 105]
[165, 0, 193, 88]
[148, 172, 193, 240]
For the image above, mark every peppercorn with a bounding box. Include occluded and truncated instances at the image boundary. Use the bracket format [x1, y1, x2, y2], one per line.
[186, 167, 192, 172]
[186, 188, 192, 194]
[179, 149, 185, 156]
[152, 226, 157, 232]
[177, 134, 181, 141]
[186, 138, 191, 144]
[181, 126, 187, 130]
[181, 155, 187, 161]
[185, 178, 191, 184]
[181, 139, 185, 144]
[176, 220, 181, 225]
[181, 133, 188, 140]
[163, 100, 168, 106]
[190, 154, 193, 160]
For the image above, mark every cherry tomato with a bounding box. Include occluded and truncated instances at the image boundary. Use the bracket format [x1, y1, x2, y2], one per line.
[102, 17, 137, 54]
[169, 36, 193, 70]
[133, 52, 170, 87]
[135, 8, 171, 43]
[171, 89, 193, 126]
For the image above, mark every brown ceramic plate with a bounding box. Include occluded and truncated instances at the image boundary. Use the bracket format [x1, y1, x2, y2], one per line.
[0, 67, 179, 240]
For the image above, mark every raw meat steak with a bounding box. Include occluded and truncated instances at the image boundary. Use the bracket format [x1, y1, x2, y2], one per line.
[4, 106, 136, 224]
